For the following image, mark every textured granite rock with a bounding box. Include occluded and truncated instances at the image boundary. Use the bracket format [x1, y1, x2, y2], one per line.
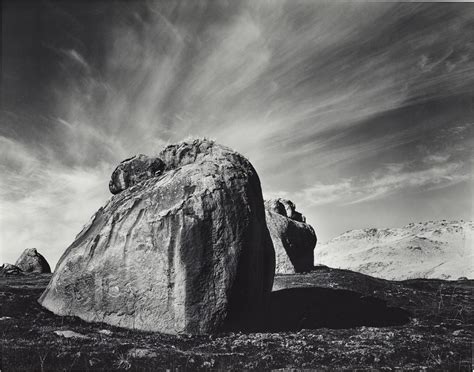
[0, 264, 24, 276]
[39, 139, 275, 334]
[15, 248, 51, 273]
[265, 199, 316, 274]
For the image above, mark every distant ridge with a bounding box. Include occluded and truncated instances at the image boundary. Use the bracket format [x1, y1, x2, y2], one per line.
[315, 220, 473, 280]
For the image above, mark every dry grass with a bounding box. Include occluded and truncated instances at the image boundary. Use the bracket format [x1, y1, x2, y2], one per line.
[0, 268, 472, 371]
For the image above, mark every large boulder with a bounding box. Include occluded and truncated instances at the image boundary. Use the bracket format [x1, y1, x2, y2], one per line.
[265, 199, 316, 274]
[39, 139, 275, 334]
[15, 248, 51, 273]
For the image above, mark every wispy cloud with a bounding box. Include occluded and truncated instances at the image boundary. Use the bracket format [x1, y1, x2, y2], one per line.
[42, 1, 474, 169]
[285, 160, 470, 207]
[63, 49, 90, 71]
[423, 153, 451, 164]
[0, 135, 110, 266]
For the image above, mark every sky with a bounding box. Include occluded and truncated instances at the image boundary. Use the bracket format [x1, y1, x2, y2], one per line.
[1, 0, 473, 268]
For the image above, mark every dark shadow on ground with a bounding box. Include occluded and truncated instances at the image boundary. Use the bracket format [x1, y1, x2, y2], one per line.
[262, 287, 411, 332]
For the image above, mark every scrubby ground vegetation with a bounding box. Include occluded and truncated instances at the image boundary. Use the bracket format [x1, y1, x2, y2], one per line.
[1, 267, 472, 371]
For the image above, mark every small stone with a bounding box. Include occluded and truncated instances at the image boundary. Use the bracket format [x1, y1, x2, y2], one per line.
[127, 348, 158, 358]
[54, 330, 89, 339]
[98, 329, 113, 336]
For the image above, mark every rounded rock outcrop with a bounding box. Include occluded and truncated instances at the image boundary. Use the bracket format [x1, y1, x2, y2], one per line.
[109, 154, 165, 194]
[265, 198, 316, 274]
[15, 248, 51, 273]
[39, 139, 275, 334]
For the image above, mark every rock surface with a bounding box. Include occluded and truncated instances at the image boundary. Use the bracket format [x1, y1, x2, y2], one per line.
[265, 199, 316, 274]
[0, 264, 24, 276]
[109, 154, 165, 194]
[39, 139, 275, 334]
[265, 198, 306, 223]
[15, 248, 51, 273]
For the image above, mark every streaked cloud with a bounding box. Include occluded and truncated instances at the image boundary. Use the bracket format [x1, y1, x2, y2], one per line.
[423, 153, 451, 164]
[64, 49, 90, 71]
[287, 160, 470, 207]
[0, 135, 110, 268]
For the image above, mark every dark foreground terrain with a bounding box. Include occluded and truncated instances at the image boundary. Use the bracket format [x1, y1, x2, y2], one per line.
[1, 267, 472, 371]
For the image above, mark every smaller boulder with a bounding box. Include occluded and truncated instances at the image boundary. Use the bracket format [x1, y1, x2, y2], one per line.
[265, 199, 316, 274]
[15, 248, 51, 273]
[109, 154, 165, 194]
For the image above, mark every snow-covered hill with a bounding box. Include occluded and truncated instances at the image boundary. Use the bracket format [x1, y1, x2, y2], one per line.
[315, 220, 473, 280]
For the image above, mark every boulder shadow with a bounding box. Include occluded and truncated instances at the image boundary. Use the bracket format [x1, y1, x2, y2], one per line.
[262, 287, 410, 332]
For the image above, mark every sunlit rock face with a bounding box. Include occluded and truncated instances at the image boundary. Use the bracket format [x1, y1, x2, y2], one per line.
[15, 248, 51, 273]
[39, 139, 275, 334]
[265, 199, 316, 274]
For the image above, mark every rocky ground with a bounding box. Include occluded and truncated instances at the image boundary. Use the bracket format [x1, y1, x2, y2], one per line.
[1, 266, 472, 371]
